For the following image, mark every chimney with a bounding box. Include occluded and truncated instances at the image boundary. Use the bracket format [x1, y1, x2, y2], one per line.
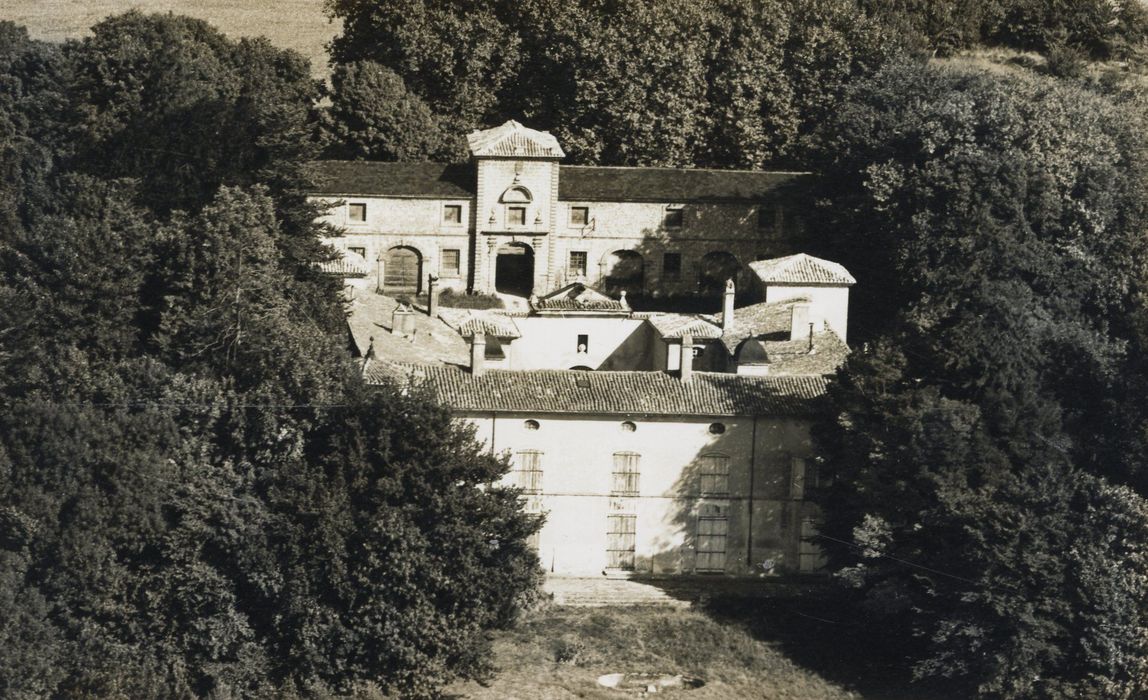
[470, 333, 486, 376]
[680, 334, 694, 384]
[392, 303, 415, 337]
[427, 274, 439, 318]
[721, 279, 735, 333]
[789, 303, 811, 342]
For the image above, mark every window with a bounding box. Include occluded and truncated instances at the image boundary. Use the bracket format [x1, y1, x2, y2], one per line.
[569, 251, 587, 279]
[348, 202, 367, 223]
[523, 419, 540, 431]
[348, 246, 366, 259]
[512, 450, 544, 495]
[698, 454, 730, 496]
[620, 421, 637, 433]
[443, 204, 462, 224]
[570, 206, 589, 226]
[664, 207, 683, 228]
[663, 252, 682, 279]
[789, 457, 807, 500]
[708, 422, 726, 435]
[508, 206, 526, 226]
[612, 452, 641, 497]
[577, 334, 589, 354]
[440, 249, 460, 277]
[757, 204, 775, 230]
[696, 515, 728, 572]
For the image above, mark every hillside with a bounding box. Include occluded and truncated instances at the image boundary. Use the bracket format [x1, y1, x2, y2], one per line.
[6, 0, 337, 76]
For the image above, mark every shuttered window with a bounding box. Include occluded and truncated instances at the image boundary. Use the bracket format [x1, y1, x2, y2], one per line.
[698, 454, 730, 496]
[513, 450, 543, 495]
[611, 452, 641, 497]
[607, 514, 637, 570]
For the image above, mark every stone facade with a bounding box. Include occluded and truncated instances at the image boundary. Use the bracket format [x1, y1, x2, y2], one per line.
[311, 121, 805, 298]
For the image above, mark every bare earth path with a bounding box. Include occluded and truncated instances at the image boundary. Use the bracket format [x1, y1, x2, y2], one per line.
[4, 0, 337, 76]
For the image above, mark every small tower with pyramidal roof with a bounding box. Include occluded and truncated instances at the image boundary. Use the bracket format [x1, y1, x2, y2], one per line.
[749, 253, 856, 342]
[468, 120, 565, 296]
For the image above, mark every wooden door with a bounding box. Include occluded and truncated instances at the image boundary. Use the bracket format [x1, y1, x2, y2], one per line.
[606, 514, 636, 570]
[384, 247, 421, 293]
[696, 516, 728, 572]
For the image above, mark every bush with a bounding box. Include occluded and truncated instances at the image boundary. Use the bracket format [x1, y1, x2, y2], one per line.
[438, 288, 505, 310]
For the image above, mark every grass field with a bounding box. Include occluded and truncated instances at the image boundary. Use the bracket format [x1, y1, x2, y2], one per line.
[5, 1, 337, 75]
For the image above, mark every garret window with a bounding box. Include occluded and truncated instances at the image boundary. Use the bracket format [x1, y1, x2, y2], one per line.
[570, 206, 589, 226]
[348, 202, 367, 223]
[663, 206, 684, 228]
[443, 204, 463, 224]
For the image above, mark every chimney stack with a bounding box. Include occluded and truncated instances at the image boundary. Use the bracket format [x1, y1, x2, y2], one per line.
[470, 333, 486, 376]
[427, 274, 439, 318]
[789, 303, 811, 342]
[680, 334, 694, 384]
[721, 279, 735, 333]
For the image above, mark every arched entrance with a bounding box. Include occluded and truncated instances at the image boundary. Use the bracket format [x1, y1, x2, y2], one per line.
[603, 250, 644, 295]
[495, 242, 534, 296]
[698, 251, 739, 295]
[384, 246, 422, 294]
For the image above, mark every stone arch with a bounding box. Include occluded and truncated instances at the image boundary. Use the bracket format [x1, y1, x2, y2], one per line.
[499, 185, 533, 203]
[382, 245, 423, 294]
[600, 249, 645, 295]
[495, 241, 534, 296]
[698, 250, 740, 295]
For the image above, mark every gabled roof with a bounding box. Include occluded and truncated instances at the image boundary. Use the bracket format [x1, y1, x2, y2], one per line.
[309, 161, 473, 199]
[531, 282, 629, 313]
[560, 166, 803, 202]
[437, 308, 522, 339]
[750, 253, 856, 286]
[467, 120, 565, 158]
[365, 363, 828, 417]
[317, 248, 370, 277]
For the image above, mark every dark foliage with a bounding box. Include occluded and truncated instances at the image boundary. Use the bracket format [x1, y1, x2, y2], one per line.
[0, 14, 541, 699]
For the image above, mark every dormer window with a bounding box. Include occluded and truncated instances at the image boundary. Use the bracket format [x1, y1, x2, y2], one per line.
[508, 206, 526, 226]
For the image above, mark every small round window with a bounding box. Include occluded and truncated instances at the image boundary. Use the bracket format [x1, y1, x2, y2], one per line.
[620, 421, 637, 432]
[708, 422, 726, 435]
[524, 419, 540, 431]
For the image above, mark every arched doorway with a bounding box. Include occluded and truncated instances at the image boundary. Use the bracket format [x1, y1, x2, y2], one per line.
[495, 242, 534, 296]
[384, 246, 422, 294]
[698, 251, 739, 295]
[603, 250, 644, 295]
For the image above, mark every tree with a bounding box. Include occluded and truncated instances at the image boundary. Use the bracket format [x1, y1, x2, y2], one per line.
[806, 59, 1148, 696]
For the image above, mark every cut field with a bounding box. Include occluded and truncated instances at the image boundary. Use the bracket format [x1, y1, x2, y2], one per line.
[5, 1, 337, 76]
[441, 599, 930, 700]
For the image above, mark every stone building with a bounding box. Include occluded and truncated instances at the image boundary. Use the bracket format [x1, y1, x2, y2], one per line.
[311, 122, 857, 578]
[310, 120, 807, 299]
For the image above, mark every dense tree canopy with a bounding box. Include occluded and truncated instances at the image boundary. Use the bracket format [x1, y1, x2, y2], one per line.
[323, 0, 897, 168]
[0, 15, 540, 699]
[806, 60, 1148, 697]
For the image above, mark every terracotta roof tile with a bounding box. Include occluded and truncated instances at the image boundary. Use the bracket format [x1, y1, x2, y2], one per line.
[466, 120, 565, 158]
[646, 314, 723, 340]
[364, 363, 828, 417]
[749, 254, 856, 286]
[531, 282, 629, 313]
[309, 161, 473, 199]
[560, 166, 803, 202]
[317, 248, 370, 276]
[437, 308, 522, 339]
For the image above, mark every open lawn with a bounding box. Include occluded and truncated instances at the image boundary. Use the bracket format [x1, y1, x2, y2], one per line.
[441, 598, 938, 700]
[5, 0, 337, 76]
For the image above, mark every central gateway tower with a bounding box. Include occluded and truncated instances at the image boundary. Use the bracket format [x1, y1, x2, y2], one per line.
[468, 121, 564, 295]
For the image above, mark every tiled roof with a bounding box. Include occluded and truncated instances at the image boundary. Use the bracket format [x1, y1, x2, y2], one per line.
[346, 294, 470, 365]
[437, 308, 522, 339]
[317, 248, 370, 276]
[754, 333, 850, 377]
[560, 166, 804, 202]
[467, 120, 565, 158]
[718, 299, 805, 354]
[531, 282, 629, 313]
[305, 160, 804, 204]
[365, 363, 828, 417]
[645, 314, 723, 340]
[308, 161, 473, 199]
[750, 254, 856, 286]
